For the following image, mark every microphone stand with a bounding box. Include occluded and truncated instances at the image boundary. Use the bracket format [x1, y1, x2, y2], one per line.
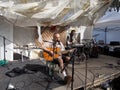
[60, 48, 76, 90]
[51, 41, 56, 78]
[70, 49, 77, 90]
[3, 36, 6, 63]
[48, 40, 56, 79]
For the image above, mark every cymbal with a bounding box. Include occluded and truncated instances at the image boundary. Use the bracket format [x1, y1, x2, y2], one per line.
[72, 44, 84, 48]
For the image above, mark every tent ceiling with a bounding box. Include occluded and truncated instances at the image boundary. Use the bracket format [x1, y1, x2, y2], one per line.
[0, 0, 111, 27]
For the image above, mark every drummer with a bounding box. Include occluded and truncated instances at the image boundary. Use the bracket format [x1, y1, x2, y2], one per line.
[66, 30, 78, 48]
[66, 30, 86, 62]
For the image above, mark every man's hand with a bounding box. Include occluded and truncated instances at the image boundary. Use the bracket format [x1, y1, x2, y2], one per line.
[48, 51, 54, 56]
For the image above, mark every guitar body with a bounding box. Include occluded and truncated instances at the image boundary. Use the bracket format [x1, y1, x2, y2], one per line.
[43, 47, 61, 61]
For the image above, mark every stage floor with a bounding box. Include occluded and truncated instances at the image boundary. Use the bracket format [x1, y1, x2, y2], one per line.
[0, 55, 120, 90]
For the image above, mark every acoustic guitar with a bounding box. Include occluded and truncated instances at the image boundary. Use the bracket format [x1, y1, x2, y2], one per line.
[43, 47, 61, 61]
[43, 47, 75, 61]
[35, 39, 75, 61]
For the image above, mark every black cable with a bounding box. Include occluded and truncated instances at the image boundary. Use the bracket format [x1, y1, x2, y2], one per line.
[6, 78, 11, 90]
[15, 81, 25, 89]
[88, 69, 96, 90]
[26, 72, 49, 89]
[74, 69, 93, 83]
[74, 71, 85, 85]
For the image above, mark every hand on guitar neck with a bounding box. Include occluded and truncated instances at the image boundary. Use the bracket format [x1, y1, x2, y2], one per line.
[61, 48, 76, 55]
[46, 50, 54, 56]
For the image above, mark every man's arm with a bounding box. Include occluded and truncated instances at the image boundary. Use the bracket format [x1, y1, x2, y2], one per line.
[35, 39, 53, 55]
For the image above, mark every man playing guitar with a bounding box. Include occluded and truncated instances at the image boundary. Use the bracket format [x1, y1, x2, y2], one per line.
[35, 32, 72, 84]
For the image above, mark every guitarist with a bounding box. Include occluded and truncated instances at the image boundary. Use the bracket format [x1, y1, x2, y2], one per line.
[40, 33, 72, 84]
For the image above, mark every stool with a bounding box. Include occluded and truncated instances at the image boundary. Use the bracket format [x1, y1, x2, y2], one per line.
[46, 59, 60, 78]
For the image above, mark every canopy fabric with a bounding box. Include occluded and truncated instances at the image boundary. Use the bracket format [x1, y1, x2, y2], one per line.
[0, 0, 111, 27]
[95, 10, 120, 27]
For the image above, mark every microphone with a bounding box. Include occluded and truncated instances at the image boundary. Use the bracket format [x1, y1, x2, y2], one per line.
[57, 40, 61, 45]
[54, 40, 60, 44]
[53, 40, 61, 46]
[43, 40, 61, 45]
[43, 40, 48, 42]
[43, 40, 53, 43]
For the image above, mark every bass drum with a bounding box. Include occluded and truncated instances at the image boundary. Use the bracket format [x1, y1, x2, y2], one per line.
[90, 45, 99, 58]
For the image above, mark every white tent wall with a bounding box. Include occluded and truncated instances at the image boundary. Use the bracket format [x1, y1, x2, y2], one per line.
[107, 30, 120, 43]
[93, 29, 120, 44]
[0, 18, 13, 61]
[68, 25, 93, 44]
[93, 30, 105, 43]
[94, 10, 120, 44]
[13, 26, 35, 46]
[13, 26, 42, 59]
[83, 26, 93, 40]
[93, 30, 106, 44]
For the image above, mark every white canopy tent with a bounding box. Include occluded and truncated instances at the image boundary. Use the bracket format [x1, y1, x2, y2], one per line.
[0, 0, 111, 27]
[93, 10, 120, 44]
[95, 10, 120, 28]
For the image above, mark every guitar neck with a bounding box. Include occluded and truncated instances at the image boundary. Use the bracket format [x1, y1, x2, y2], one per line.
[61, 48, 75, 54]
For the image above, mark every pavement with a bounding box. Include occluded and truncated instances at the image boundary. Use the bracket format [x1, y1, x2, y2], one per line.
[0, 55, 120, 90]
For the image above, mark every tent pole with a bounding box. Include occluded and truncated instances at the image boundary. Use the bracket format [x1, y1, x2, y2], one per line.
[105, 27, 107, 44]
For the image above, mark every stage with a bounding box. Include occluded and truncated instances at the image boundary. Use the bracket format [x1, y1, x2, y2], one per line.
[0, 55, 120, 90]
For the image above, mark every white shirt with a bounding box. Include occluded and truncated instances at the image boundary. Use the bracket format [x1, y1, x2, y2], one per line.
[43, 40, 65, 51]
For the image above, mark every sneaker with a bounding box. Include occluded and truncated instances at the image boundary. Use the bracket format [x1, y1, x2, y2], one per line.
[64, 75, 72, 84]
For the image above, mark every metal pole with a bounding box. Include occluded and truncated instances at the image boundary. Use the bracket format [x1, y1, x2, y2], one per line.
[0, 35, 9, 69]
[84, 55, 87, 90]
[71, 55, 75, 90]
[105, 27, 107, 44]
[3, 36, 6, 62]
[71, 49, 76, 90]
